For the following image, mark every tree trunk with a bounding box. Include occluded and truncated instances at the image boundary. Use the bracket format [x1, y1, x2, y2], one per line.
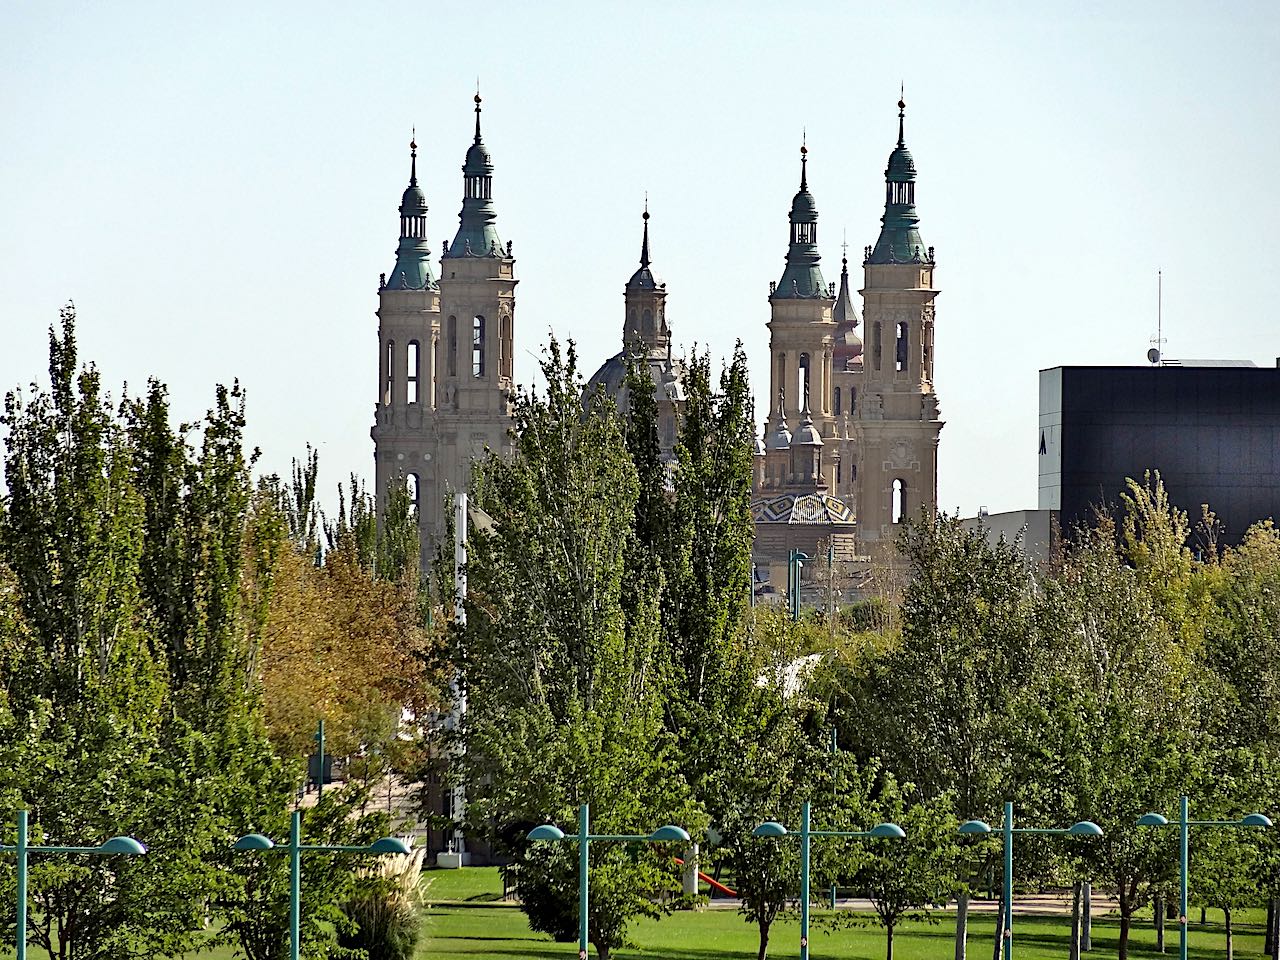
[1201, 906, 1207, 925]
[992, 901, 1006, 960]
[1156, 896, 1165, 953]
[1119, 911, 1132, 960]
[1082, 882, 1093, 952]
[598, 942, 610, 960]
[1265, 900, 1275, 957]
[1225, 907, 1233, 960]
[1070, 881, 1082, 960]
[955, 889, 970, 960]
[757, 920, 770, 960]
[887, 921, 896, 960]
[1270, 897, 1279, 960]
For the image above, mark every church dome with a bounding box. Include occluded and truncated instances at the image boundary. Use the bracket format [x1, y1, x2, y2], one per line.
[400, 183, 428, 216]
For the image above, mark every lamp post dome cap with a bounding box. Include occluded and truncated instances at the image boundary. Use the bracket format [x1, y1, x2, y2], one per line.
[870, 822, 906, 839]
[649, 825, 691, 842]
[233, 833, 276, 851]
[958, 819, 992, 835]
[98, 836, 147, 855]
[1241, 813, 1273, 828]
[527, 824, 566, 842]
[369, 837, 413, 854]
[753, 821, 789, 838]
[1068, 821, 1104, 836]
[1137, 812, 1170, 826]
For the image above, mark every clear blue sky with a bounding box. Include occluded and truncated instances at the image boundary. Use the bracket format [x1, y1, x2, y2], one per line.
[3, 1, 1277, 517]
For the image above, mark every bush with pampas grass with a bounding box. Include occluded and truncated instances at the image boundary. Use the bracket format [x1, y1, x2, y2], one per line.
[338, 846, 429, 960]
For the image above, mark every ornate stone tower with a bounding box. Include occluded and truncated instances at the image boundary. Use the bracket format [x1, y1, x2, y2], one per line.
[764, 144, 838, 486]
[430, 94, 517, 541]
[853, 98, 943, 550]
[371, 136, 441, 558]
[587, 204, 686, 460]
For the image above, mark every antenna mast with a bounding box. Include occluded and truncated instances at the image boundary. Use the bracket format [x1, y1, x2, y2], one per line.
[1148, 269, 1165, 366]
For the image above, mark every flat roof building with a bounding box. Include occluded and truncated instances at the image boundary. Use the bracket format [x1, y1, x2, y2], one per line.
[1039, 363, 1280, 545]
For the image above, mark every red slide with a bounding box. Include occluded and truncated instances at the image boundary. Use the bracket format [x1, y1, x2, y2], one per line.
[674, 857, 737, 898]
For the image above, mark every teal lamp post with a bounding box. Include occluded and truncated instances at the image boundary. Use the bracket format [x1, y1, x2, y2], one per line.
[234, 809, 412, 960]
[754, 800, 905, 960]
[788, 550, 811, 621]
[959, 802, 1101, 960]
[527, 803, 690, 960]
[2, 809, 147, 960]
[1137, 795, 1272, 960]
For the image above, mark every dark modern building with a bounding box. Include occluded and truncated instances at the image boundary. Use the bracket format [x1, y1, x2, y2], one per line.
[1039, 363, 1280, 545]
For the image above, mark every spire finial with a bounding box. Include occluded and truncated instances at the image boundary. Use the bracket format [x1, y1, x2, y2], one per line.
[800, 131, 809, 190]
[474, 89, 483, 143]
[640, 197, 651, 268]
[897, 87, 906, 148]
[841, 228, 848, 267]
[409, 128, 418, 186]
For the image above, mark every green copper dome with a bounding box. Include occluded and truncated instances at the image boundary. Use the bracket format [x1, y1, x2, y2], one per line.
[446, 95, 504, 259]
[385, 137, 436, 291]
[867, 99, 929, 266]
[774, 146, 828, 300]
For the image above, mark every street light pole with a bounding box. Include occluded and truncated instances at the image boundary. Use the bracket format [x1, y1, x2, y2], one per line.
[2, 809, 147, 960]
[234, 809, 411, 960]
[754, 803, 905, 960]
[528, 803, 690, 960]
[959, 803, 1102, 960]
[1137, 795, 1271, 960]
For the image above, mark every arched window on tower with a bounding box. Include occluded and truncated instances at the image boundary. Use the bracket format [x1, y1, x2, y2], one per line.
[849, 386, 857, 414]
[642, 308, 653, 337]
[873, 323, 882, 372]
[834, 387, 842, 416]
[406, 341, 420, 404]
[896, 322, 909, 373]
[892, 478, 906, 524]
[776, 353, 786, 400]
[384, 340, 394, 405]
[499, 313, 513, 380]
[447, 317, 457, 376]
[472, 316, 486, 378]
[798, 353, 811, 407]
[405, 472, 421, 513]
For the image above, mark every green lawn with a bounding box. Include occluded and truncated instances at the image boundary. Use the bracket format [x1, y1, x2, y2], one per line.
[5, 868, 1266, 960]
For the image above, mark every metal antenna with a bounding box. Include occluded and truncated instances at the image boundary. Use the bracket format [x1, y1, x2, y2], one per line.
[1148, 269, 1165, 365]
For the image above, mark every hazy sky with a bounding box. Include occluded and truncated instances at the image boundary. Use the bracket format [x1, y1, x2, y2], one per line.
[3, 1, 1278, 517]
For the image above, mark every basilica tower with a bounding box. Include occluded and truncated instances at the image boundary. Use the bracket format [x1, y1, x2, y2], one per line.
[853, 98, 943, 549]
[371, 137, 440, 559]
[764, 144, 837, 486]
[430, 94, 517, 541]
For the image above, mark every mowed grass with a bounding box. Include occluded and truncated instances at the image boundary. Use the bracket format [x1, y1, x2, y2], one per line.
[424, 869, 1268, 960]
[7, 867, 1266, 960]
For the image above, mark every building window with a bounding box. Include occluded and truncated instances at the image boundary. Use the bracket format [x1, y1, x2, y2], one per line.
[384, 340, 394, 405]
[472, 316, 486, 378]
[834, 386, 842, 416]
[776, 353, 786, 402]
[799, 353, 811, 407]
[447, 317, 457, 376]
[406, 472, 420, 510]
[406, 340, 420, 404]
[896, 322, 909, 373]
[835, 458, 842, 484]
[873, 323, 882, 371]
[849, 386, 857, 414]
[892, 478, 906, 523]
[642, 308, 653, 337]
[500, 313, 513, 379]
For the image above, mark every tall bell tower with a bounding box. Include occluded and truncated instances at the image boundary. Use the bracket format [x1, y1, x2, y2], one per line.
[853, 97, 943, 550]
[763, 143, 837, 486]
[371, 136, 440, 561]
[431, 94, 517, 541]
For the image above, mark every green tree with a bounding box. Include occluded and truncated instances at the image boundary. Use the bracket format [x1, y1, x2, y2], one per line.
[458, 339, 697, 960]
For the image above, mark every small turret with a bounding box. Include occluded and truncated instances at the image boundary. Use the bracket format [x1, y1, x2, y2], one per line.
[773, 142, 827, 299]
[446, 94, 504, 259]
[866, 96, 928, 265]
[384, 135, 437, 290]
[832, 251, 863, 369]
[621, 202, 670, 354]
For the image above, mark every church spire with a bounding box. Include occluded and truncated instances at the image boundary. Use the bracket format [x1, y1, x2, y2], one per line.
[832, 243, 863, 369]
[384, 134, 435, 290]
[639, 199, 651, 268]
[446, 93, 504, 259]
[866, 94, 929, 265]
[773, 139, 827, 299]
